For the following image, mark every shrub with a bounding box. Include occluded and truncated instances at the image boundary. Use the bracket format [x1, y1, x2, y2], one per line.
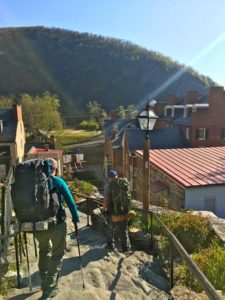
[79, 120, 99, 131]
[88, 120, 99, 131]
[79, 120, 88, 129]
[161, 212, 215, 253]
[140, 216, 161, 235]
[75, 169, 97, 181]
[176, 242, 225, 293]
[0, 263, 16, 295]
[68, 179, 95, 196]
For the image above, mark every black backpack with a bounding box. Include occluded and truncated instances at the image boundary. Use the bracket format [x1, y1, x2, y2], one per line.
[108, 177, 131, 215]
[11, 158, 59, 223]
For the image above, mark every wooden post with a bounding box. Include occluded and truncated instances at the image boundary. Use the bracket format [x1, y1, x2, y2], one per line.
[143, 136, 150, 223]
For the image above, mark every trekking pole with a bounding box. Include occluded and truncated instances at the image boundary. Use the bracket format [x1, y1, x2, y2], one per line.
[74, 223, 85, 289]
[14, 233, 21, 288]
[19, 231, 26, 262]
[33, 233, 38, 257]
[23, 232, 32, 291]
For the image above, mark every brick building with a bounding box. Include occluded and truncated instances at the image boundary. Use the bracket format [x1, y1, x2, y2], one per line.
[155, 86, 225, 148]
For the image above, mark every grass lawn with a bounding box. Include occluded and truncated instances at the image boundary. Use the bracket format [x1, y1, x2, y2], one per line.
[51, 129, 101, 148]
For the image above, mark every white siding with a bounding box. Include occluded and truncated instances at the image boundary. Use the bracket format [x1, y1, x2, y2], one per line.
[185, 185, 225, 218]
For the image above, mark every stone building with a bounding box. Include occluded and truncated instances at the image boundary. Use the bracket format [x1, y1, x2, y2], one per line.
[136, 146, 225, 218]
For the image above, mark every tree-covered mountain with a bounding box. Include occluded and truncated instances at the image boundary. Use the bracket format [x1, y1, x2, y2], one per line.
[0, 26, 215, 115]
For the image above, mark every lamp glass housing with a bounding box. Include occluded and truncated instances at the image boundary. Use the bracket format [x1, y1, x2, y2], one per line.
[138, 105, 158, 131]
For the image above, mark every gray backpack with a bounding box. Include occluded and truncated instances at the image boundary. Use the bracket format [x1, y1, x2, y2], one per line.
[11, 159, 59, 223]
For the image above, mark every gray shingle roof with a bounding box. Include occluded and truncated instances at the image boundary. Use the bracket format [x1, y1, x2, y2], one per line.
[104, 119, 139, 138]
[125, 127, 190, 154]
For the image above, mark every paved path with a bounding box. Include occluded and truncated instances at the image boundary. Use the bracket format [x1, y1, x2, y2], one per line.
[4, 213, 169, 300]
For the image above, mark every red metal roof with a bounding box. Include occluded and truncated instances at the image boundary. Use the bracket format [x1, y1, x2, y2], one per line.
[137, 146, 225, 187]
[28, 147, 63, 154]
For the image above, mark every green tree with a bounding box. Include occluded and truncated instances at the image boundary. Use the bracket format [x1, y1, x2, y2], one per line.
[115, 104, 135, 119]
[0, 96, 13, 108]
[116, 105, 126, 118]
[21, 92, 62, 133]
[86, 100, 106, 121]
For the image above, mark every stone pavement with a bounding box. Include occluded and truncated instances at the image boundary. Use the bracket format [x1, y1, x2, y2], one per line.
[4, 212, 169, 300]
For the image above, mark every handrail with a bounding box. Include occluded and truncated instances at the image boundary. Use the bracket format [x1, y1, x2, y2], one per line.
[0, 167, 14, 278]
[154, 213, 221, 300]
[74, 193, 222, 300]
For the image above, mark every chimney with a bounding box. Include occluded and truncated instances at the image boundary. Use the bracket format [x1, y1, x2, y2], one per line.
[186, 91, 198, 104]
[111, 110, 117, 121]
[154, 102, 165, 116]
[49, 135, 56, 149]
[13, 104, 23, 122]
[208, 86, 225, 110]
[125, 110, 132, 120]
[165, 95, 176, 105]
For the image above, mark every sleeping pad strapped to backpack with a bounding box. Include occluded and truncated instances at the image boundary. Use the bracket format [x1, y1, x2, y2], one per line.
[11, 158, 59, 223]
[108, 177, 131, 215]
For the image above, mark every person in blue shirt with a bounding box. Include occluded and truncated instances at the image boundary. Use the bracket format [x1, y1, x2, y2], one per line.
[35, 158, 79, 299]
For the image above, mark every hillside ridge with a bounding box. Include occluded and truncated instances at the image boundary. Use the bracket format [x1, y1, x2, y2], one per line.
[0, 26, 215, 114]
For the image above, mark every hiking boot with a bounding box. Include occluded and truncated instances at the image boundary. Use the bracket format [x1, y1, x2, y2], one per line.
[40, 287, 59, 299]
[122, 250, 133, 256]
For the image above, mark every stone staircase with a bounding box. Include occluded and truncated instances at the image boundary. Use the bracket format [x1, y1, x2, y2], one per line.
[4, 212, 169, 300]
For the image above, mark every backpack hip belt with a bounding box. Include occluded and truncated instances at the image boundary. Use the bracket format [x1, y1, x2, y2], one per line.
[111, 214, 128, 222]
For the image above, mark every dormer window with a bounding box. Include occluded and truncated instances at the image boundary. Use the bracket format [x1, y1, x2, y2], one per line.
[192, 105, 197, 113]
[183, 107, 188, 118]
[112, 125, 118, 133]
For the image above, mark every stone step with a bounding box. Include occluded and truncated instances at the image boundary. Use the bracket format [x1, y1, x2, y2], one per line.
[5, 212, 170, 300]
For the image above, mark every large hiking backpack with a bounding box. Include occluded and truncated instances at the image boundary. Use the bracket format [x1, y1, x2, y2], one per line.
[11, 158, 59, 223]
[108, 177, 131, 215]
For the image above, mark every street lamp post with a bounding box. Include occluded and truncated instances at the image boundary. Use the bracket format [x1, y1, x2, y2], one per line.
[138, 101, 158, 223]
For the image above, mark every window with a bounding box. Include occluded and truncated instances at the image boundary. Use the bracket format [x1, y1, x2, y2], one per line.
[171, 108, 175, 118]
[192, 105, 197, 113]
[221, 128, 225, 139]
[185, 127, 190, 140]
[196, 128, 208, 140]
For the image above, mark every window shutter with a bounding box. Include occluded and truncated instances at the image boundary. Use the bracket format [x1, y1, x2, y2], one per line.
[205, 129, 209, 140]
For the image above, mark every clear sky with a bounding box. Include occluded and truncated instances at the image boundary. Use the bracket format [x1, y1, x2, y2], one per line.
[1, 0, 225, 86]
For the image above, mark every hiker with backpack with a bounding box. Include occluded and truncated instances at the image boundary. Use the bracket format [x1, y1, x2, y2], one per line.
[12, 158, 79, 299]
[102, 169, 131, 253]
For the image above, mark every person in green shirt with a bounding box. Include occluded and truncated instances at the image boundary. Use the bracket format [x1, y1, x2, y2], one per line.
[35, 159, 79, 300]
